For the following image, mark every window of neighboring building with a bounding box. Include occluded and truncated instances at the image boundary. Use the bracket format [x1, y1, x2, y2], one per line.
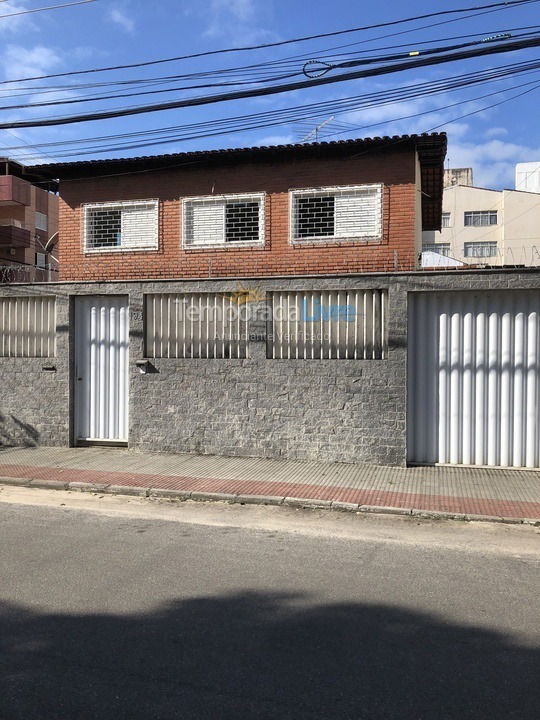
[35, 211, 48, 232]
[83, 200, 159, 252]
[423, 243, 451, 256]
[464, 210, 497, 227]
[463, 241, 498, 258]
[290, 184, 383, 243]
[441, 212, 451, 228]
[182, 194, 265, 247]
[35, 252, 48, 268]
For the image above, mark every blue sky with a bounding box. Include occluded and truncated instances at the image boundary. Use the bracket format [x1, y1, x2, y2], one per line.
[1, 0, 540, 188]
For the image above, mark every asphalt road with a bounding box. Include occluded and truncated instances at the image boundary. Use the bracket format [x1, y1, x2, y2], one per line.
[0, 487, 539, 720]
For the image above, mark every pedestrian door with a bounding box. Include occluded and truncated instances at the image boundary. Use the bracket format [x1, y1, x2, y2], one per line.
[74, 296, 129, 444]
[408, 290, 540, 468]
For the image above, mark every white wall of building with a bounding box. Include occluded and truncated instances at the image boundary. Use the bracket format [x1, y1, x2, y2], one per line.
[422, 183, 540, 267]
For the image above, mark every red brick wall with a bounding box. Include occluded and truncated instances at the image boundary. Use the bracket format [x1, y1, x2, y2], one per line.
[58, 148, 419, 281]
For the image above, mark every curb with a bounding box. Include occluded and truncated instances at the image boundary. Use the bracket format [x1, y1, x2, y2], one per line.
[0, 477, 538, 526]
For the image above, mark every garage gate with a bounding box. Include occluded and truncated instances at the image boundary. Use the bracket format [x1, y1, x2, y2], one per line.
[407, 290, 540, 468]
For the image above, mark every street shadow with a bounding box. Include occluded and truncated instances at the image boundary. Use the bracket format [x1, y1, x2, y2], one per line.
[0, 592, 538, 719]
[0, 413, 39, 449]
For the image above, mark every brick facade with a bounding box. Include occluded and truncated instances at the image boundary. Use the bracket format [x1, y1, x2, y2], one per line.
[55, 145, 425, 282]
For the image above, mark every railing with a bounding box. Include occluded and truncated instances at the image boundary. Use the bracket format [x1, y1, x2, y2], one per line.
[0, 264, 58, 284]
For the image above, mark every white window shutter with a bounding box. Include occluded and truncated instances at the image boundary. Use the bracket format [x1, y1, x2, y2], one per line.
[334, 187, 381, 239]
[120, 202, 159, 250]
[186, 201, 225, 245]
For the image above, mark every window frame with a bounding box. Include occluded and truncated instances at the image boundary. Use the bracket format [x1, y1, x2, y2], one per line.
[35, 211, 48, 232]
[463, 241, 498, 258]
[463, 210, 498, 227]
[289, 184, 384, 245]
[82, 199, 159, 254]
[422, 243, 451, 257]
[181, 192, 266, 250]
[441, 212, 451, 228]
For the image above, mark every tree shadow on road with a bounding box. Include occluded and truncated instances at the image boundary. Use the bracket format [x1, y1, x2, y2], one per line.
[0, 592, 538, 719]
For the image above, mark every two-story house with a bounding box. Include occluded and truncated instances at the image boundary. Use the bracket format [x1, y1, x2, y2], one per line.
[2, 132, 540, 471]
[29, 134, 445, 280]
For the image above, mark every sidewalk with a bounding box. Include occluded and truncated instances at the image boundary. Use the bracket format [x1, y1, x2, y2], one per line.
[0, 446, 539, 523]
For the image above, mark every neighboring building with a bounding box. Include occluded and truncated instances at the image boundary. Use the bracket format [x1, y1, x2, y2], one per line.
[422, 182, 540, 267]
[444, 166, 473, 188]
[0, 159, 59, 282]
[516, 161, 540, 193]
[28, 134, 447, 281]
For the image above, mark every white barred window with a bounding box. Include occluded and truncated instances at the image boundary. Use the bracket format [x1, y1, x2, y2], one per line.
[182, 193, 265, 248]
[290, 185, 383, 243]
[83, 200, 159, 252]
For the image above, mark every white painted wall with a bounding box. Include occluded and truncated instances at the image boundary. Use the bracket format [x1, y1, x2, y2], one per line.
[422, 184, 540, 267]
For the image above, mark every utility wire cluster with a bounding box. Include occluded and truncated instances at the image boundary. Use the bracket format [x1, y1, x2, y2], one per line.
[1, 0, 539, 162]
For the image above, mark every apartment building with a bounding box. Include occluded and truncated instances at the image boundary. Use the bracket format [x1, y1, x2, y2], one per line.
[0, 159, 59, 282]
[423, 166, 540, 266]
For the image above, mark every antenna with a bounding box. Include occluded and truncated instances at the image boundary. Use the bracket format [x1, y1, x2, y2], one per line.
[300, 115, 335, 143]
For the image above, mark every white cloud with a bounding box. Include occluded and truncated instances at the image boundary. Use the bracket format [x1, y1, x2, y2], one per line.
[446, 138, 540, 189]
[109, 7, 135, 33]
[256, 133, 294, 146]
[485, 127, 509, 139]
[1, 44, 61, 82]
[0, 1, 37, 35]
[203, 0, 275, 44]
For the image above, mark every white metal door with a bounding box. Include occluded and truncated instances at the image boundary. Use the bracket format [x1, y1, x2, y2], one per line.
[74, 296, 129, 443]
[408, 291, 540, 468]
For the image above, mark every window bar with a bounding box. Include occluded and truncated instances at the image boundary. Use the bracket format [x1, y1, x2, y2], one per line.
[381, 290, 386, 360]
[351, 291, 357, 360]
[237, 295, 241, 359]
[221, 294, 226, 359]
[198, 294, 203, 359]
[228, 294, 233, 360]
[283, 293, 291, 360]
[362, 291, 368, 360]
[345, 291, 350, 360]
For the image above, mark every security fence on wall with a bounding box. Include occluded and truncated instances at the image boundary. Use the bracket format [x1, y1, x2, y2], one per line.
[0, 295, 56, 357]
[267, 290, 387, 359]
[145, 292, 250, 359]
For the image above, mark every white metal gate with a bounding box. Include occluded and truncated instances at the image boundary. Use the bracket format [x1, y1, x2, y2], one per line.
[408, 291, 540, 468]
[74, 296, 129, 444]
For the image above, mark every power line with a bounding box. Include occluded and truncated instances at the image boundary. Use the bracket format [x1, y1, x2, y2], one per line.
[0, 0, 536, 84]
[6, 30, 540, 113]
[0, 0, 98, 20]
[28, 75, 528, 182]
[11, 59, 540, 160]
[4, 22, 540, 101]
[3, 32, 540, 130]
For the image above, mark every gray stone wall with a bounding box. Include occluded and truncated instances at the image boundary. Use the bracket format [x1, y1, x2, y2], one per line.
[0, 287, 70, 448]
[0, 269, 539, 465]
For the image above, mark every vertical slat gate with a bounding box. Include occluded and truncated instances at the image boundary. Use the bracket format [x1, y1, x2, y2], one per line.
[74, 296, 129, 442]
[408, 290, 540, 468]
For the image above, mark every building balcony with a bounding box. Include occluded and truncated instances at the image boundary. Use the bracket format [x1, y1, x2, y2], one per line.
[0, 223, 32, 248]
[0, 175, 31, 206]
